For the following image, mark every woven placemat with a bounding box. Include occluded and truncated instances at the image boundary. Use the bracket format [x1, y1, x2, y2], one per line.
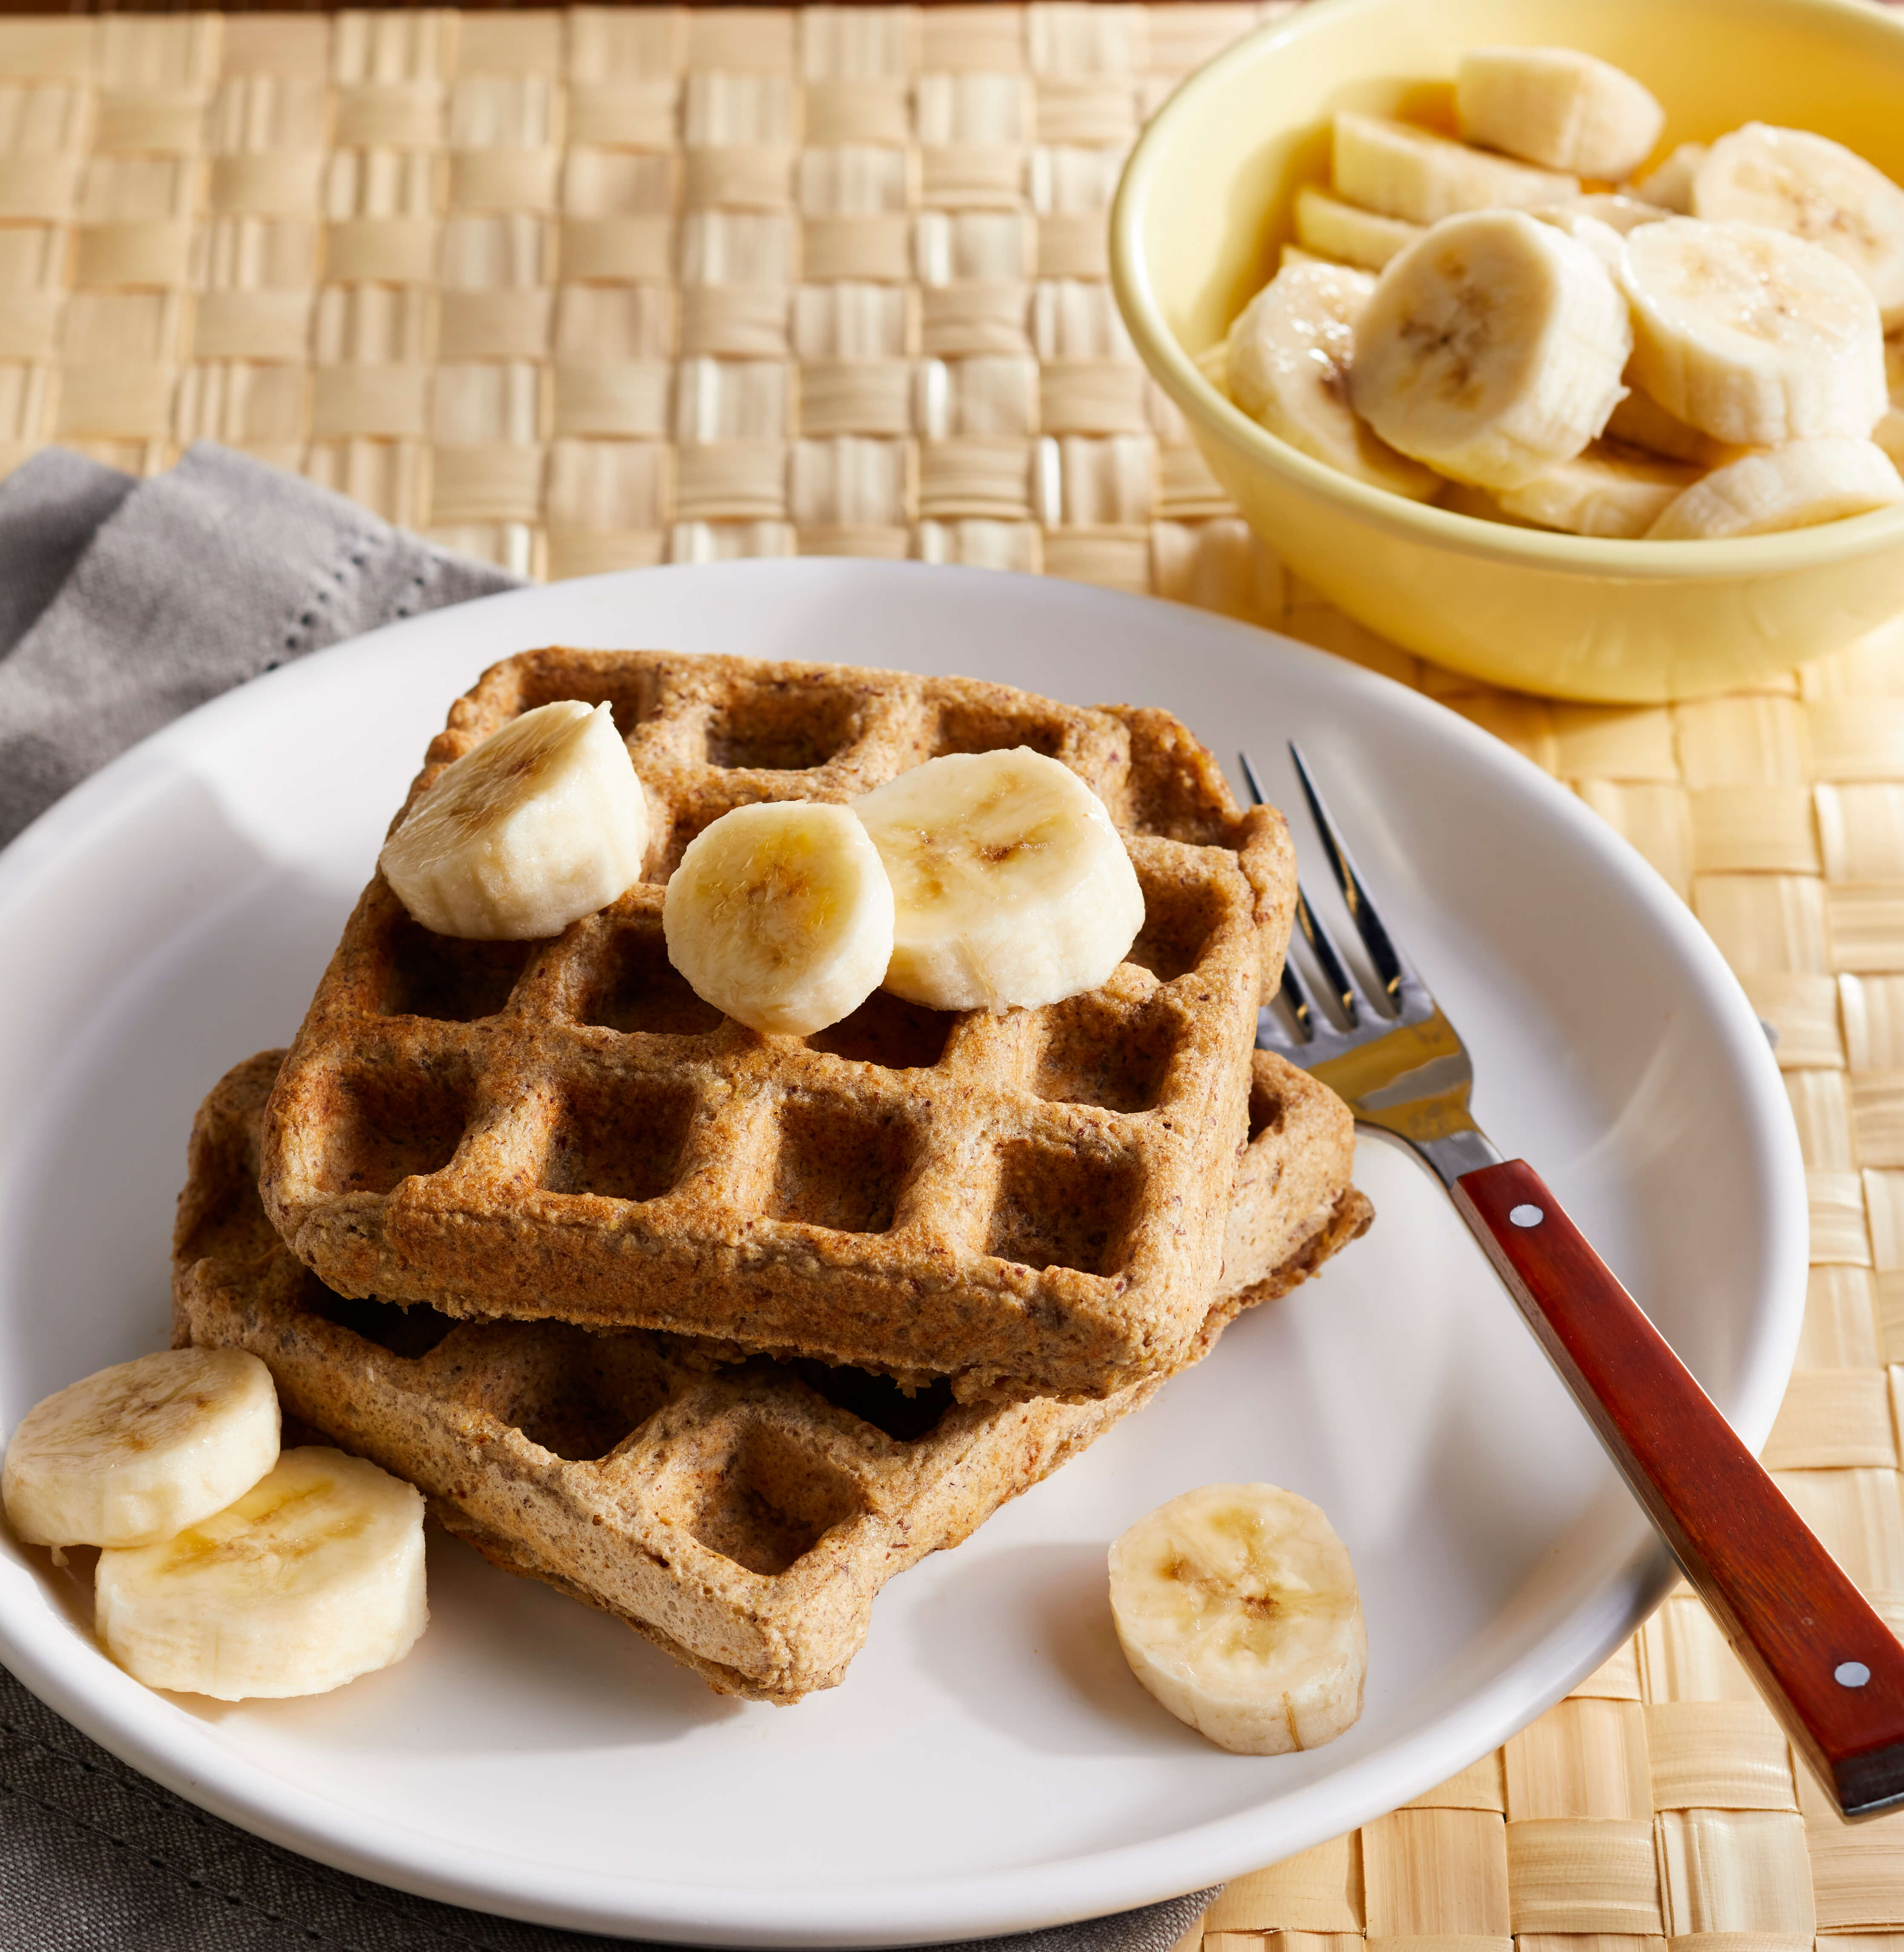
[1, 3, 1902, 1942]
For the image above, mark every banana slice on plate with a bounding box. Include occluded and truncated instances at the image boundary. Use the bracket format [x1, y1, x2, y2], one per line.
[380, 699, 652, 941]
[663, 801, 894, 1037]
[1618, 219, 1887, 445]
[1694, 124, 1904, 330]
[1332, 112, 1576, 227]
[1224, 263, 1439, 499]
[1634, 143, 1706, 216]
[1109, 1482, 1367, 1756]
[3, 1348, 279, 1549]
[1294, 186, 1424, 272]
[1456, 47, 1665, 180]
[852, 748, 1143, 1014]
[1350, 209, 1631, 490]
[1646, 438, 1904, 539]
[1496, 440, 1700, 537]
[96, 1447, 426, 1700]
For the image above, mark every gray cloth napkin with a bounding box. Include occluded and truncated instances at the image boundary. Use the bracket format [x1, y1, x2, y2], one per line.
[0, 443, 1220, 1951]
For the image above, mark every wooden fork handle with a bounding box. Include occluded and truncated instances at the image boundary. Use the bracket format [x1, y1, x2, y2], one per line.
[1455, 1157, 1904, 1819]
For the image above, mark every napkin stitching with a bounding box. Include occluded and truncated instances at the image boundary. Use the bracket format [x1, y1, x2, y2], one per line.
[269, 530, 381, 673]
[0, 1772, 371, 1949]
[1, 1712, 509, 1952]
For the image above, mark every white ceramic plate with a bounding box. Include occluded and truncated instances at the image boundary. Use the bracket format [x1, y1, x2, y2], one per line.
[0, 561, 1804, 1946]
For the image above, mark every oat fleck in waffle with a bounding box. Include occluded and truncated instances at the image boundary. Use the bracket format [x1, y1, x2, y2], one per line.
[261, 651, 1297, 1404]
[186, 1052, 1370, 1703]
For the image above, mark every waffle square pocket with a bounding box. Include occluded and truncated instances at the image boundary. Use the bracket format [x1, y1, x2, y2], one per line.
[184, 1049, 1371, 1702]
[261, 651, 1298, 1403]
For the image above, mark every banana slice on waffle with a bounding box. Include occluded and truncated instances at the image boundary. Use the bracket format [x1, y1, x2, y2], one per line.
[1110, 1482, 1367, 1755]
[380, 699, 652, 941]
[853, 748, 1144, 1013]
[663, 800, 895, 1036]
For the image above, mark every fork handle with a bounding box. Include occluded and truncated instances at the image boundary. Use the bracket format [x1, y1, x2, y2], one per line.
[1455, 1157, 1904, 1820]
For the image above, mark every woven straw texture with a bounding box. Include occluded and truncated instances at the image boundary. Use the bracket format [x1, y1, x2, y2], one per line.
[2, 2, 1904, 1940]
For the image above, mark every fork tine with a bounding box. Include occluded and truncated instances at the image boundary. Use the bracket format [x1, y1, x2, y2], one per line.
[1241, 749, 1368, 1026]
[1287, 741, 1410, 1008]
[1277, 954, 1317, 1043]
[1294, 883, 1361, 1025]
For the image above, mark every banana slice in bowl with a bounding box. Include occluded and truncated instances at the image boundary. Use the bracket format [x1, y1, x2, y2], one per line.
[1332, 111, 1576, 226]
[2, 1348, 279, 1549]
[1646, 438, 1904, 539]
[1497, 441, 1700, 538]
[1694, 124, 1904, 331]
[1349, 209, 1631, 490]
[1456, 46, 1665, 180]
[1223, 262, 1439, 500]
[1109, 1482, 1367, 1756]
[1618, 218, 1888, 446]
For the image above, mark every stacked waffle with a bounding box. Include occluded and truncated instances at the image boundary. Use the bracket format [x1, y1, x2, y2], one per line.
[171, 651, 1372, 1702]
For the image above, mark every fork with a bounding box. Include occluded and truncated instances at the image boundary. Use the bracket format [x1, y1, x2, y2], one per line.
[1245, 743, 1904, 1821]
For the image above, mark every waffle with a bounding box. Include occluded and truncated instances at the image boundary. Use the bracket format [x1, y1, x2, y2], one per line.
[261, 650, 1299, 1404]
[184, 1050, 1370, 1704]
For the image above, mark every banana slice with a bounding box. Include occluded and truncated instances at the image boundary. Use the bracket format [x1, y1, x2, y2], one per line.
[1279, 243, 1330, 271]
[1646, 438, 1904, 538]
[1532, 207, 1625, 270]
[662, 801, 894, 1037]
[380, 700, 651, 941]
[1618, 218, 1887, 445]
[1332, 112, 1576, 227]
[1109, 1483, 1366, 1756]
[1351, 210, 1631, 490]
[852, 748, 1142, 1014]
[95, 1448, 426, 1700]
[1456, 47, 1665, 180]
[1437, 478, 1544, 527]
[1539, 193, 1671, 236]
[1225, 263, 1440, 500]
[1634, 143, 1706, 215]
[1603, 385, 1749, 468]
[1694, 125, 1904, 331]
[1877, 408, 1904, 470]
[1496, 440, 1700, 537]
[1294, 186, 1425, 272]
[3, 1348, 279, 1549]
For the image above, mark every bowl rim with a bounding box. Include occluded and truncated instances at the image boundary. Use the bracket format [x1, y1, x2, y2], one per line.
[1108, 0, 1904, 580]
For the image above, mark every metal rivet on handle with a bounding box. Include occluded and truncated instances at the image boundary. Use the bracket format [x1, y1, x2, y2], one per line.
[1837, 1661, 1872, 1688]
[1510, 1204, 1544, 1229]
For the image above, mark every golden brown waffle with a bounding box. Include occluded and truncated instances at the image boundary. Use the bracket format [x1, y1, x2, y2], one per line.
[261, 651, 1298, 1404]
[185, 1050, 1369, 1704]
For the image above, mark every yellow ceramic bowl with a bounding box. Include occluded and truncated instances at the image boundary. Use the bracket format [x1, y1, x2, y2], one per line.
[1110, 0, 1904, 702]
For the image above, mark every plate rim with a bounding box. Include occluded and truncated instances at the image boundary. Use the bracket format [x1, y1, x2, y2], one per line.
[0, 559, 1808, 1944]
